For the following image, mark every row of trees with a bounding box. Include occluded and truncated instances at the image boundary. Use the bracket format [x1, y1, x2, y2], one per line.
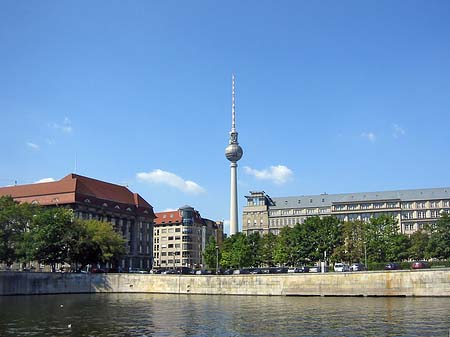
[204, 214, 450, 269]
[0, 196, 126, 271]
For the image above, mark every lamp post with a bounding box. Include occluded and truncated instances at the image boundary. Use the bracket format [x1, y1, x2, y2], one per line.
[364, 241, 368, 270]
[215, 245, 219, 273]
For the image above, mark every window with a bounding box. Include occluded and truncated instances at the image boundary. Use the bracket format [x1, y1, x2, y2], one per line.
[175, 228, 181, 232]
[402, 212, 413, 220]
[417, 202, 426, 209]
[431, 210, 440, 218]
[161, 229, 167, 233]
[168, 228, 174, 233]
[168, 236, 174, 240]
[430, 201, 439, 208]
[417, 211, 426, 219]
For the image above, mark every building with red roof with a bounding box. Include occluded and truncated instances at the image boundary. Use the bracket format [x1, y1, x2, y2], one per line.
[0, 173, 156, 270]
[154, 205, 223, 270]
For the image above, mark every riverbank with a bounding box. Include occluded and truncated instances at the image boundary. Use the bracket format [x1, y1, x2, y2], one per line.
[1, 269, 449, 296]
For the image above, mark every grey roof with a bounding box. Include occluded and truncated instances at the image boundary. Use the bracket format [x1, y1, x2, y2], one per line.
[271, 187, 450, 209]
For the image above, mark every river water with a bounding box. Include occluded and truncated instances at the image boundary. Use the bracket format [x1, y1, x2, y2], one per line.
[0, 294, 449, 336]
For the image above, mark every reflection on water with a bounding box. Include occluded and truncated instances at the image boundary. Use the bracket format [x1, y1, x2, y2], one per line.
[0, 294, 449, 336]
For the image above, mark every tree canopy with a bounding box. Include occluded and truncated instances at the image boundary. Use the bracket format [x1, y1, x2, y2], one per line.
[0, 198, 126, 270]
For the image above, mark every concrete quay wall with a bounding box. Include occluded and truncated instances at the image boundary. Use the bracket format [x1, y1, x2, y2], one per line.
[1, 270, 450, 297]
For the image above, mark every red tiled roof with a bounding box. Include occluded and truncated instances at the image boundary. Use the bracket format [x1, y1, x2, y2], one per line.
[154, 210, 182, 225]
[0, 173, 154, 217]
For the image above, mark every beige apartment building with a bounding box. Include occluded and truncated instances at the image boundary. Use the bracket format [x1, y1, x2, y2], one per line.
[153, 205, 223, 269]
[243, 188, 450, 235]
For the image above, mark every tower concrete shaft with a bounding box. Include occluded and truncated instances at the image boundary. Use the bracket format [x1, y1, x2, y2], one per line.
[229, 162, 238, 235]
[225, 74, 243, 236]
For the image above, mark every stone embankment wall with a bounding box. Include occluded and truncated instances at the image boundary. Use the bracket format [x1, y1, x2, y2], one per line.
[1, 269, 449, 296]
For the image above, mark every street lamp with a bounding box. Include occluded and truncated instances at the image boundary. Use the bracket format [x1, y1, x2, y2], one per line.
[215, 245, 219, 273]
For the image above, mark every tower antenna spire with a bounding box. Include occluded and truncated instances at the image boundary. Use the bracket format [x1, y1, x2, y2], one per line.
[232, 74, 236, 132]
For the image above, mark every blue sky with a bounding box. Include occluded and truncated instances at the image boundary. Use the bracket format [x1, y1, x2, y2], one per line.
[1, 1, 450, 234]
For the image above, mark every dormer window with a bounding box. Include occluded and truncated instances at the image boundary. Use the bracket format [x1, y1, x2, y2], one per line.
[115, 205, 120, 209]
[126, 207, 132, 212]
[144, 210, 148, 214]
[84, 199, 91, 204]
[102, 203, 108, 207]
[31, 200, 39, 205]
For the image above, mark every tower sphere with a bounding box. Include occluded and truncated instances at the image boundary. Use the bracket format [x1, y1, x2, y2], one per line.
[225, 143, 243, 162]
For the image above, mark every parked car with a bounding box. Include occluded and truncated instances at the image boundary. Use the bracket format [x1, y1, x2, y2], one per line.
[411, 261, 430, 269]
[150, 269, 162, 274]
[90, 268, 106, 273]
[195, 269, 210, 275]
[287, 266, 309, 273]
[223, 269, 234, 275]
[385, 263, 401, 270]
[233, 269, 250, 275]
[249, 268, 263, 274]
[163, 269, 179, 274]
[334, 263, 350, 272]
[350, 263, 366, 272]
[274, 267, 288, 274]
[129, 268, 148, 274]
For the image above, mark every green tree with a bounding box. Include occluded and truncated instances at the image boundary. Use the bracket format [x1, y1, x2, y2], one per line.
[70, 219, 126, 269]
[365, 215, 405, 263]
[408, 231, 429, 260]
[219, 233, 252, 269]
[202, 236, 219, 269]
[0, 196, 37, 266]
[313, 216, 342, 262]
[273, 226, 296, 266]
[426, 212, 450, 260]
[23, 207, 77, 271]
[247, 232, 262, 267]
[260, 232, 277, 267]
[333, 220, 366, 263]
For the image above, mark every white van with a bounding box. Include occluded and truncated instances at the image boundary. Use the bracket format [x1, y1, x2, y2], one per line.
[334, 263, 350, 272]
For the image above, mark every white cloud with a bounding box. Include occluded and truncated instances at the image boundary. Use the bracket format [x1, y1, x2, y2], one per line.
[244, 165, 293, 185]
[52, 117, 73, 133]
[136, 169, 206, 195]
[162, 208, 177, 212]
[26, 142, 40, 150]
[392, 124, 406, 138]
[361, 132, 376, 143]
[34, 178, 55, 183]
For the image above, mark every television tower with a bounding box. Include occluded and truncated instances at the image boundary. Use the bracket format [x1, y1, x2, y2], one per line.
[225, 74, 243, 236]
